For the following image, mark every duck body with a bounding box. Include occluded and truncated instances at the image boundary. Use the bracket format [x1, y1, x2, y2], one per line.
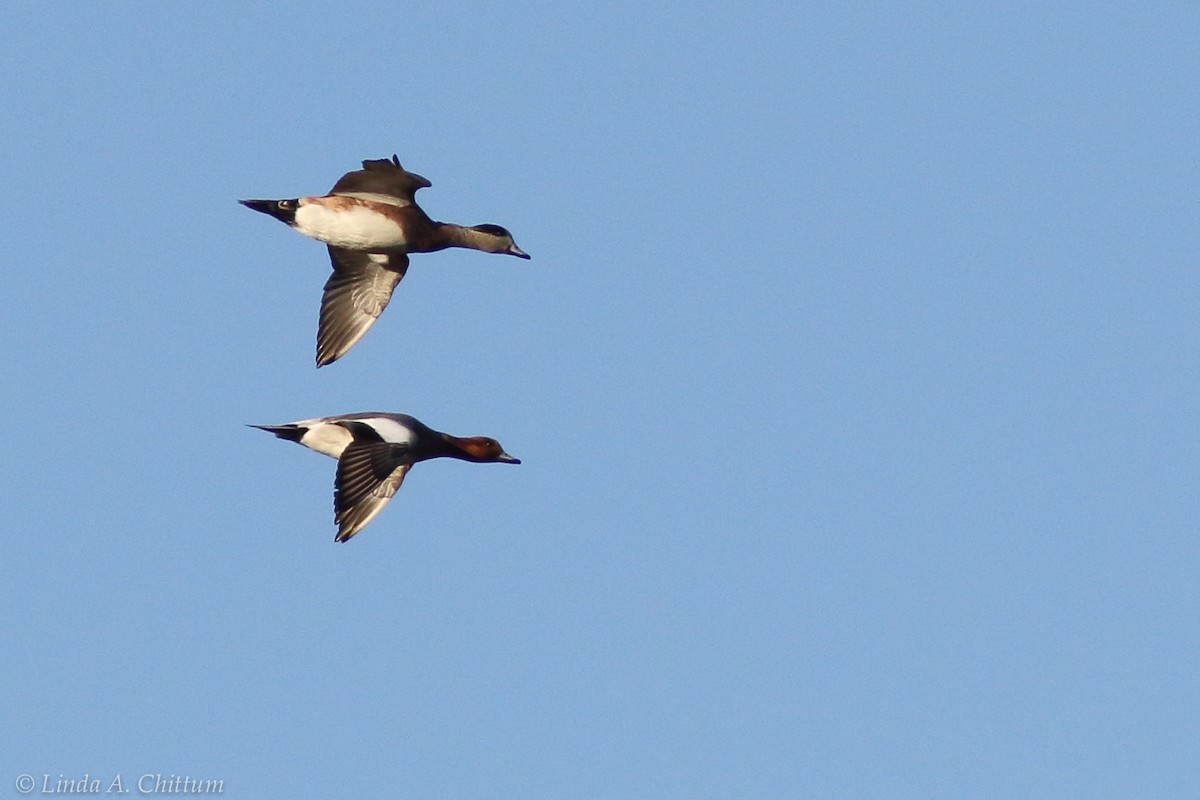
[239, 155, 529, 366]
[250, 412, 520, 542]
[292, 196, 413, 250]
[241, 194, 525, 256]
[250, 412, 427, 459]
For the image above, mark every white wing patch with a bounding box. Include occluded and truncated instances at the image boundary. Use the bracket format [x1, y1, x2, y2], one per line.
[362, 417, 419, 446]
[333, 191, 415, 208]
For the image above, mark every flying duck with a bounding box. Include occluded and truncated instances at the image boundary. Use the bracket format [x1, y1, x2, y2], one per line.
[240, 155, 529, 366]
[250, 411, 520, 542]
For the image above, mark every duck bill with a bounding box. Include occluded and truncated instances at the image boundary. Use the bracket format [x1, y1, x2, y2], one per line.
[507, 244, 531, 259]
[498, 452, 521, 464]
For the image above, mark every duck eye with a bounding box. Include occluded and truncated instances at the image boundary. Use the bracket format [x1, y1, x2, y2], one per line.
[279, 200, 294, 210]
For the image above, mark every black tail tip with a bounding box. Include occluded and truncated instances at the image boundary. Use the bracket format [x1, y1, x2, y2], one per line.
[239, 199, 297, 224]
[248, 424, 305, 443]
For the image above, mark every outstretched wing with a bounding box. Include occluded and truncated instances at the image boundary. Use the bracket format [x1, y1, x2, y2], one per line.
[329, 155, 432, 207]
[333, 440, 413, 542]
[316, 247, 407, 367]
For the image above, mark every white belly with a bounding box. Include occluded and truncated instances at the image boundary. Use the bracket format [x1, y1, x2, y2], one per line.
[293, 415, 418, 458]
[297, 422, 355, 458]
[294, 203, 408, 250]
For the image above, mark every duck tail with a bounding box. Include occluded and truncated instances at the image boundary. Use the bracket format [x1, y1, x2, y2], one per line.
[247, 424, 306, 443]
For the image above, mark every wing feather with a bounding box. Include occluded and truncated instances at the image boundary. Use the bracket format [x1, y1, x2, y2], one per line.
[316, 248, 407, 367]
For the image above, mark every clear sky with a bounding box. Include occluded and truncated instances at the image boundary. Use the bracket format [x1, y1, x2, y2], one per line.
[2, 3, 1197, 798]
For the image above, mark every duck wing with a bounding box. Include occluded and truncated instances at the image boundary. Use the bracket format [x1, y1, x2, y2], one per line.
[333, 440, 413, 542]
[329, 154, 432, 207]
[316, 247, 408, 367]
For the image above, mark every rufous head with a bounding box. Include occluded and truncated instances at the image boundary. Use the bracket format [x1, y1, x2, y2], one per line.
[453, 436, 521, 464]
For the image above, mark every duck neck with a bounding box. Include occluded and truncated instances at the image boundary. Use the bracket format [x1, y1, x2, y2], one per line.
[439, 433, 485, 462]
[434, 223, 495, 254]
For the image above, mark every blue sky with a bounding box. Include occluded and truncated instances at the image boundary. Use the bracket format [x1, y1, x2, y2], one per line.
[2, 3, 1197, 798]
